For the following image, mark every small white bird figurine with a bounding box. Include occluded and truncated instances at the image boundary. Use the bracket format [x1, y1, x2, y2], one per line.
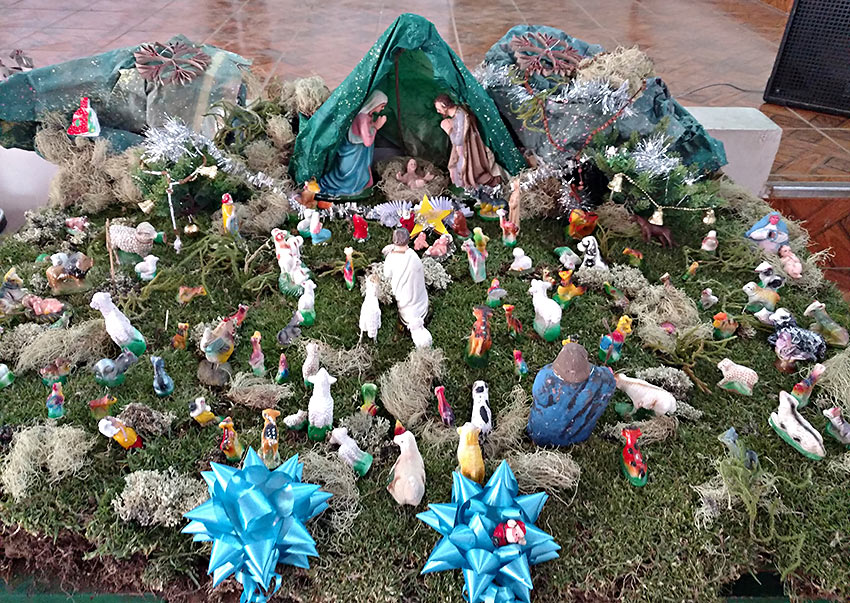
[134, 255, 159, 281]
[387, 430, 426, 506]
[701, 230, 718, 253]
[509, 247, 532, 271]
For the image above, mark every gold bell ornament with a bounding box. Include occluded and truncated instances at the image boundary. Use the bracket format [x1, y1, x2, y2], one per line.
[648, 207, 664, 226]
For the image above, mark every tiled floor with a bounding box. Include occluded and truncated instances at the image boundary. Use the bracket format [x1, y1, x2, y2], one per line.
[1, 0, 849, 182]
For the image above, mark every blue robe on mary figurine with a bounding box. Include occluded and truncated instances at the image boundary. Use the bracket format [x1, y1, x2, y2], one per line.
[319, 90, 388, 197]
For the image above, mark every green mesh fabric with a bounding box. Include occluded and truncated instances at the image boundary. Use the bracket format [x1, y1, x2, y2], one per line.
[291, 13, 526, 184]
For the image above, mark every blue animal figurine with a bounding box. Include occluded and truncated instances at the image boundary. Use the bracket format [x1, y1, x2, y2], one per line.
[151, 355, 174, 397]
[93, 350, 138, 387]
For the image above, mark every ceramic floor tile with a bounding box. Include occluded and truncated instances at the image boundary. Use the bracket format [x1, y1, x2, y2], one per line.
[2, 8, 76, 28]
[49, 9, 148, 31]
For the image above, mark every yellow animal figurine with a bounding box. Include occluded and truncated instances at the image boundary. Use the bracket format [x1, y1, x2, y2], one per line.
[457, 422, 485, 484]
[616, 315, 633, 337]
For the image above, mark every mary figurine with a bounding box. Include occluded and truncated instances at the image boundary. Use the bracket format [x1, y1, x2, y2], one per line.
[319, 90, 388, 197]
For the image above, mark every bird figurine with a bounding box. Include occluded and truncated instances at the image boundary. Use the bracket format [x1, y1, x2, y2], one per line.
[176, 285, 207, 304]
[466, 306, 494, 367]
[496, 207, 518, 247]
[503, 304, 523, 339]
[343, 247, 355, 291]
[804, 300, 849, 348]
[134, 254, 159, 281]
[358, 272, 381, 344]
[622, 247, 643, 267]
[712, 312, 739, 340]
[790, 363, 826, 407]
[701, 230, 718, 254]
[275, 352, 289, 384]
[767, 308, 827, 373]
[470, 380, 492, 438]
[387, 430, 426, 506]
[360, 382, 378, 416]
[189, 397, 218, 426]
[352, 214, 369, 242]
[621, 426, 647, 487]
[754, 261, 785, 290]
[567, 208, 598, 238]
[509, 247, 532, 272]
[221, 193, 240, 237]
[171, 322, 189, 350]
[435, 385, 454, 427]
[681, 261, 699, 281]
[769, 391, 825, 459]
[307, 368, 336, 441]
[700, 288, 719, 310]
[554, 270, 585, 308]
[823, 406, 850, 446]
[302, 342, 320, 387]
[472, 227, 489, 256]
[260, 409, 281, 468]
[716, 358, 759, 396]
[88, 394, 117, 420]
[150, 355, 174, 397]
[46, 382, 65, 419]
[227, 304, 249, 327]
[486, 279, 507, 308]
[218, 416, 244, 462]
[200, 318, 236, 367]
[743, 282, 780, 313]
[513, 349, 528, 378]
[99, 416, 142, 450]
[457, 422, 485, 484]
[93, 350, 138, 388]
[249, 331, 265, 376]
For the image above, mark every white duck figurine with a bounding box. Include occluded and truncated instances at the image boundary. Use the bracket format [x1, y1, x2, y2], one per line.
[134, 255, 159, 281]
[769, 391, 825, 459]
[387, 430, 426, 506]
[509, 247, 532, 272]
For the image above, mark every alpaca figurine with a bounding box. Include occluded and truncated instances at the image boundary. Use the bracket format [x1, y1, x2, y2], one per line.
[742, 282, 780, 313]
[352, 214, 369, 242]
[778, 245, 803, 279]
[309, 210, 331, 245]
[823, 407, 850, 446]
[134, 255, 159, 281]
[614, 373, 678, 416]
[528, 279, 562, 342]
[599, 315, 633, 365]
[804, 300, 849, 348]
[461, 239, 486, 283]
[554, 270, 585, 309]
[769, 391, 825, 460]
[503, 304, 523, 339]
[424, 234, 451, 258]
[577, 235, 607, 269]
[171, 322, 190, 350]
[108, 221, 162, 264]
[360, 382, 378, 415]
[700, 288, 719, 310]
[486, 279, 507, 308]
[90, 291, 146, 356]
[496, 208, 518, 247]
[435, 385, 454, 427]
[307, 368, 336, 441]
[466, 306, 493, 367]
[150, 356, 174, 397]
[716, 358, 759, 396]
[388, 430, 426, 506]
[509, 247, 532, 272]
[275, 352, 289, 384]
[457, 422, 485, 485]
[329, 427, 373, 477]
[218, 416, 243, 462]
[470, 380, 492, 438]
[297, 280, 317, 326]
[790, 363, 825, 408]
[93, 349, 139, 387]
[343, 247, 355, 291]
[249, 331, 265, 376]
[260, 409, 281, 468]
[302, 342, 320, 386]
[358, 273, 381, 343]
[621, 426, 647, 487]
[99, 416, 142, 450]
[513, 349, 528, 377]
[45, 382, 65, 419]
[189, 397, 217, 426]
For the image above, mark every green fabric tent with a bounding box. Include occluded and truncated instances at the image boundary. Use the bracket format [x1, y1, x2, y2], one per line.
[291, 13, 526, 185]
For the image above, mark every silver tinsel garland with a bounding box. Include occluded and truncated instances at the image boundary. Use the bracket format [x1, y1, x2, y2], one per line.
[631, 133, 681, 177]
[549, 79, 633, 116]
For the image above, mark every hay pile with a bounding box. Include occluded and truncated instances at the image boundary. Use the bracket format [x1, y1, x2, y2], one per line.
[506, 449, 581, 495]
[118, 403, 175, 436]
[301, 449, 361, 544]
[601, 415, 679, 445]
[14, 319, 111, 372]
[379, 347, 445, 428]
[577, 46, 655, 95]
[226, 372, 294, 409]
[482, 385, 531, 458]
[297, 338, 373, 378]
[376, 157, 449, 203]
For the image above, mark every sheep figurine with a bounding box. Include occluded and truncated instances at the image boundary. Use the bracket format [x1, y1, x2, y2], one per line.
[329, 427, 373, 477]
[528, 279, 562, 342]
[614, 373, 678, 416]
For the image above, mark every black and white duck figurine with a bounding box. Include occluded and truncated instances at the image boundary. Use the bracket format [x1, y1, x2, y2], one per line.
[767, 308, 827, 373]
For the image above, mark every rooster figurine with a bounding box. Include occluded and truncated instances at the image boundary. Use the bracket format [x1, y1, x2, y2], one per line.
[790, 363, 826, 407]
[46, 382, 65, 419]
[466, 305, 493, 368]
[621, 426, 647, 487]
[218, 416, 244, 462]
[275, 352, 289, 384]
[249, 331, 265, 376]
[227, 304, 249, 327]
[513, 349, 528, 378]
[221, 193, 240, 237]
[260, 409, 281, 468]
[435, 385, 454, 427]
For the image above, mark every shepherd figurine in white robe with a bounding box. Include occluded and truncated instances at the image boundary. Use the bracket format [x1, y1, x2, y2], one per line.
[383, 228, 432, 348]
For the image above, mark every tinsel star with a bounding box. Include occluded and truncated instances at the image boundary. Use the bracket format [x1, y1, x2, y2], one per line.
[411, 194, 451, 237]
[417, 461, 560, 603]
[183, 449, 332, 603]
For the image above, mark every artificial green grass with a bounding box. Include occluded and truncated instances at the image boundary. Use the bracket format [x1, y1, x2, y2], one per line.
[0, 202, 848, 603]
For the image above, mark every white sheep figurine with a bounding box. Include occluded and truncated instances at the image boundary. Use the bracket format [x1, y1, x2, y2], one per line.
[528, 279, 562, 341]
[307, 367, 335, 441]
[614, 373, 678, 416]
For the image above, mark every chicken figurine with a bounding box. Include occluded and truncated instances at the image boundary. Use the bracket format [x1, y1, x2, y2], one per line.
[260, 409, 281, 468]
[554, 270, 585, 309]
[218, 416, 244, 462]
[360, 382, 378, 415]
[387, 430, 426, 506]
[275, 352, 289, 384]
[221, 193, 240, 237]
[791, 363, 825, 408]
[46, 382, 65, 419]
[249, 331, 265, 376]
[435, 385, 454, 427]
[457, 422, 485, 485]
[509, 247, 533, 272]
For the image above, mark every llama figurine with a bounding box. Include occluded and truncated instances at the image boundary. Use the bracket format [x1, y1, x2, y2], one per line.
[260, 409, 281, 468]
[528, 279, 562, 342]
[329, 427, 373, 477]
[496, 208, 518, 247]
[358, 273, 381, 343]
[307, 368, 336, 441]
[823, 407, 850, 446]
[804, 300, 849, 348]
[90, 291, 146, 356]
[461, 239, 486, 283]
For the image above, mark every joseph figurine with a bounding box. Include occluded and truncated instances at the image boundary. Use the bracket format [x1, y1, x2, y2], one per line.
[434, 94, 501, 189]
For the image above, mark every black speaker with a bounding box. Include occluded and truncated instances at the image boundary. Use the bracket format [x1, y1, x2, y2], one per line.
[764, 0, 850, 116]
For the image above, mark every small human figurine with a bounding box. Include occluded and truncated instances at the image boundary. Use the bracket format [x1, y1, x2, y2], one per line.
[384, 229, 432, 347]
[716, 358, 759, 396]
[39, 358, 71, 386]
[424, 234, 451, 258]
[45, 382, 65, 419]
[790, 363, 825, 407]
[681, 261, 699, 281]
[466, 306, 494, 368]
[275, 353, 289, 384]
[567, 209, 598, 239]
[320, 90, 388, 196]
[413, 232, 429, 251]
[341, 247, 356, 291]
[513, 349, 528, 378]
[701, 230, 718, 254]
[434, 94, 501, 188]
[150, 355, 174, 397]
[309, 211, 331, 245]
[297, 280, 317, 326]
[218, 416, 243, 462]
[461, 239, 487, 283]
[629, 214, 675, 247]
[496, 208, 518, 247]
[177, 286, 207, 304]
[90, 291, 147, 357]
[307, 368, 336, 441]
[21, 294, 64, 321]
[508, 176, 521, 231]
[746, 212, 789, 254]
[598, 315, 633, 365]
[221, 193, 240, 238]
[614, 374, 678, 416]
[712, 312, 739, 340]
[395, 158, 435, 189]
[360, 382, 378, 415]
[93, 350, 138, 388]
[451, 210, 471, 238]
[46, 252, 94, 295]
[804, 300, 849, 348]
[509, 247, 533, 272]
[352, 214, 369, 242]
[248, 331, 265, 376]
[435, 385, 454, 427]
[456, 422, 485, 484]
[621, 426, 647, 487]
[754, 262, 784, 290]
[492, 519, 527, 547]
[99, 417, 142, 450]
[778, 245, 803, 279]
[622, 247, 643, 267]
[577, 236, 607, 269]
[700, 288, 719, 310]
[189, 397, 218, 426]
[767, 308, 827, 373]
[769, 391, 825, 459]
[486, 279, 507, 308]
[528, 279, 562, 342]
[503, 304, 523, 339]
[171, 322, 190, 350]
[823, 407, 850, 446]
[387, 430, 426, 506]
[260, 409, 281, 468]
[88, 394, 117, 420]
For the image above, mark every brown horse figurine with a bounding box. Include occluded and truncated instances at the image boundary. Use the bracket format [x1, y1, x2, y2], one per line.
[629, 214, 675, 248]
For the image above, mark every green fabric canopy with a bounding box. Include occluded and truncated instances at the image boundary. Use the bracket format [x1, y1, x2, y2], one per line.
[291, 13, 526, 185]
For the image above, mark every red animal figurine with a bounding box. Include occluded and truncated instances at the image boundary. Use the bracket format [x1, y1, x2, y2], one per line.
[629, 214, 675, 248]
[492, 519, 527, 547]
[352, 214, 369, 242]
[503, 304, 523, 339]
[435, 385, 455, 427]
[466, 305, 494, 367]
[621, 426, 647, 487]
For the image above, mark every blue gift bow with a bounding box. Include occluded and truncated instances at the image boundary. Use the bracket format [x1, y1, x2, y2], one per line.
[417, 460, 560, 603]
[183, 449, 332, 603]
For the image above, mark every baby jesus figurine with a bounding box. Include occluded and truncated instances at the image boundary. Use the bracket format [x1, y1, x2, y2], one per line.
[395, 158, 435, 189]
